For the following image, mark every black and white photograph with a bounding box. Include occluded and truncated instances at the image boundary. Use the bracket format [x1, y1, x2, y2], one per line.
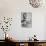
[21, 12, 32, 28]
[29, 0, 43, 8]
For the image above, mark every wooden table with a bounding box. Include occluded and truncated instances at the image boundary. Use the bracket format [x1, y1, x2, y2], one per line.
[13, 40, 46, 46]
[5, 39, 46, 46]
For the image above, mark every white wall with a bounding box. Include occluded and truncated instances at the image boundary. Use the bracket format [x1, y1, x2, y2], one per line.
[44, 15, 46, 40]
[0, 0, 46, 40]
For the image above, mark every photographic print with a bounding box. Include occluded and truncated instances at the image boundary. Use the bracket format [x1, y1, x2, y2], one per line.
[21, 12, 32, 28]
[29, 0, 43, 8]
